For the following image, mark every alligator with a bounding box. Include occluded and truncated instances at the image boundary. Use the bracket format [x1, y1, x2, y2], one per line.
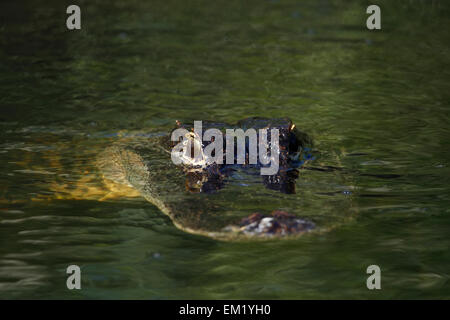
[97, 117, 320, 240]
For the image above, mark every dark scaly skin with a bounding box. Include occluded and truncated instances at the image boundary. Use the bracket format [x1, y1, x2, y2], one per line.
[169, 117, 313, 194]
[97, 117, 316, 240]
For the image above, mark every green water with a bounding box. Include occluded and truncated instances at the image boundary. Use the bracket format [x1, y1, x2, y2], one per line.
[1, 0, 449, 299]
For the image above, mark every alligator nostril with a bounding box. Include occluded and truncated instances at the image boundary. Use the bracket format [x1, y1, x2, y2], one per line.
[237, 210, 315, 237]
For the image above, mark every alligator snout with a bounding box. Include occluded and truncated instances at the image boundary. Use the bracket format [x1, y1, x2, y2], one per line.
[235, 210, 315, 237]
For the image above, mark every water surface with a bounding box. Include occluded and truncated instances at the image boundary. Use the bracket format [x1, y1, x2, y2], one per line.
[0, 0, 449, 299]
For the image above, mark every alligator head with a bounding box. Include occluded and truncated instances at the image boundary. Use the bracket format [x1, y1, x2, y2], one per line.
[169, 117, 313, 194]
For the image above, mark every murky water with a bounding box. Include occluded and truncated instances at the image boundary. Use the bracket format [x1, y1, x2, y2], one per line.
[1, 0, 449, 299]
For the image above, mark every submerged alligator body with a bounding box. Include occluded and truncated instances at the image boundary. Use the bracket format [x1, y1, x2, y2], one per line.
[97, 117, 320, 240]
